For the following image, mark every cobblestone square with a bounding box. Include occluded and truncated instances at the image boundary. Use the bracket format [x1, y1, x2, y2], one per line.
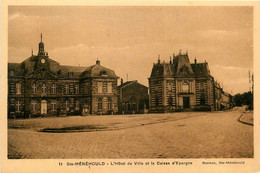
[8, 107, 253, 159]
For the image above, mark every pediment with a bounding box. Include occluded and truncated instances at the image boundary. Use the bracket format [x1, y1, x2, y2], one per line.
[26, 68, 61, 79]
[177, 65, 194, 77]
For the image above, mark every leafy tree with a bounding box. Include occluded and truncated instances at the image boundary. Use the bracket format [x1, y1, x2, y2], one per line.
[233, 93, 243, 106]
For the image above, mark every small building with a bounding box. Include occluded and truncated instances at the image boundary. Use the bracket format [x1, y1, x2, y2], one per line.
[118, 80, 149, 114]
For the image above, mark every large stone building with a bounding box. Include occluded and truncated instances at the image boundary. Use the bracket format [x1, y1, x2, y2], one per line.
[8, 34, 119, 118]
[118, 80, 149, 114]
[148, 50, 231, 112]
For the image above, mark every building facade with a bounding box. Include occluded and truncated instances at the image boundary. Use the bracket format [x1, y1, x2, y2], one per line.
[8, 34, 119, 118]
[118, 80, 149, 114]
[149, 51, 219, 112]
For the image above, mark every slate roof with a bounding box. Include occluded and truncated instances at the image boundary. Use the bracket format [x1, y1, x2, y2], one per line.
[191, 63, 211, 76]
[8, 63, 24, 76]
[150, 54, 211, 78]
[118, 81, 135, 89]
[60, 65, 87, 77]
[82, 64, 118, 78]
[9, 57, 118, 78]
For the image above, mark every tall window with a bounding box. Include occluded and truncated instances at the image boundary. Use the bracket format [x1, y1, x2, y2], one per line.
[200, 83, 204, 91]
[31, 100, 37, 111]
[65, 100, 69, 111]
[98, 98, 102, 109]
[42, 83, 47, 95]
[107, 82, 113, 93]
[200, 94, 206, 105]
[97, 82, 103, 93]
[15, 100, 21, 112]
[182, 82, 189, 92]
[168, 96, 173, 106]
[65, 83, 69, 94]
[32, 83, 37, 94]
[51, 100, 57, 111]
[108, 97, 112, 110]
[167, 82, 172, 92]
[155, 97, 159, 106]
[75, 83, 79, 94]
[16, 83, 21, 95]
[51, 83, 56, 94]
[75, 100, 80, 111]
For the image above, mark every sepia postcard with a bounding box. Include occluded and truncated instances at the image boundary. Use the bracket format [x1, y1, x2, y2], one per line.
[1, 0, 260, 173]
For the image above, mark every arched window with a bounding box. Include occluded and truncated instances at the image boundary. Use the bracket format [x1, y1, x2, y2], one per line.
[98, 98, 103, 109]
[182, 82, 189, 92]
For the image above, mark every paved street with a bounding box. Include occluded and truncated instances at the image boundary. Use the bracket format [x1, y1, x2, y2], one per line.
[8, 107, 253, 159]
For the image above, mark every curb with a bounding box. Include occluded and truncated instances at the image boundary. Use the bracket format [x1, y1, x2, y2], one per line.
[237, 114, 253, 126]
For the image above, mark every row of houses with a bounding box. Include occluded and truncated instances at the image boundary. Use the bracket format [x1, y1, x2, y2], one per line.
[8, 35, 232, 118]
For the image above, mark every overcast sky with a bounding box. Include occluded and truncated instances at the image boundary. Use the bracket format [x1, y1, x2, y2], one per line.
[8, 6, 253, 95]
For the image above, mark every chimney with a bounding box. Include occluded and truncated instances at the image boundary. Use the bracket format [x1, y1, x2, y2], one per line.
[170, 56, 172, 64]
[96, 59, 100, 65]
[179, 49, 182, 55]
[194, 57, 197, 64]
[121, 78, 123, 85]
[158, 54, 160, 64]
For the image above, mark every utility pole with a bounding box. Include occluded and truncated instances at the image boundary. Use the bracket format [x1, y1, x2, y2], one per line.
[249, 70, 251, 92]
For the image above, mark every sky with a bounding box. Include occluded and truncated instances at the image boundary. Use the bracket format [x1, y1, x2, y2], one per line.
[8, 6, 253, 95]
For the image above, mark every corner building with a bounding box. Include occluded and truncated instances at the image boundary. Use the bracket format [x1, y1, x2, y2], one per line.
[148, 51, 215, 112]
[8, 34, 119, 118]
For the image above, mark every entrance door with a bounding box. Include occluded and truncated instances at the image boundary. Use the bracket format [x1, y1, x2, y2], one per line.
[183, 97, 190, 108]
[41, 100, 47, 114]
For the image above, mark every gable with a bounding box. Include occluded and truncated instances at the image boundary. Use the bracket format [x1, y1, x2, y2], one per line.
[26, 68, 61, 79]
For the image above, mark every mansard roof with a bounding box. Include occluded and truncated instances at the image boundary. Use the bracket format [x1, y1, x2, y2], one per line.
[59, 65, 86, 77]
[191, 63, 211, 77]
[82, 64, 118, 78]
[150, 53, 212, 78]
[8, 34, 118, 79]
[8, 63, 24, 76]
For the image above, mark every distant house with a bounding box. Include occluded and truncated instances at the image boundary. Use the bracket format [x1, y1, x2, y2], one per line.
[118, 80, 149, 114]
[214, 81, 233, 110]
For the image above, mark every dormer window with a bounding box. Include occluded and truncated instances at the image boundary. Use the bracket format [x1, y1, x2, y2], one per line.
[100, 70, 108, 76]
[68, 72, 74, 78]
